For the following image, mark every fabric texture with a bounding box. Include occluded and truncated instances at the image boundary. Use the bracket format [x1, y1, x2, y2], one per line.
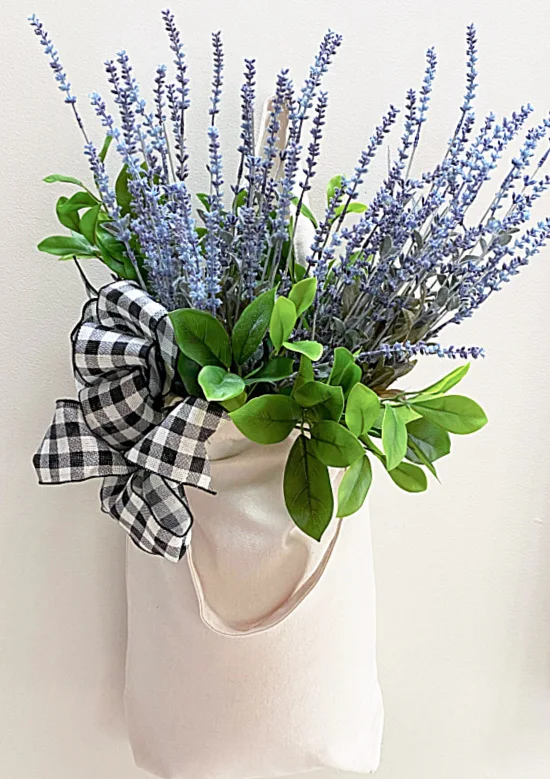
[33, 280, 225, 561]
[125, 418, 384, 779]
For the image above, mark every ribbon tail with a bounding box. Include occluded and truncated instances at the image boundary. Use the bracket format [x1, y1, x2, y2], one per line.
[33, 399, 132, 485]
[101, 473, 191, 562]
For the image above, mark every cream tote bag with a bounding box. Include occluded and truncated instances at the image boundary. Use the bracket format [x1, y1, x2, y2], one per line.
[124, 99, 383, 778]
[124, 419, 384, 779]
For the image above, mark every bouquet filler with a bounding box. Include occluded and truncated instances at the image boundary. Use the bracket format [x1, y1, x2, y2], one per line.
[30, 12, 549, 559]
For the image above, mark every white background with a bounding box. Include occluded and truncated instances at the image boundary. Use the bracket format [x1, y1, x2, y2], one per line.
[2, 1, 550, 777]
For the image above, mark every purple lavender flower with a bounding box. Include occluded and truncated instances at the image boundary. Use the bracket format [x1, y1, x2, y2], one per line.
[209, 32, 224, 124]
[235, 58, 257, 195]
[28, 15, 89, 141]
[29, 14, 550, 379]
[204, 125, 224, 310]
[293, 30, 342, 143]
[362, 341, 486, 361]
[162, 9, 190, 179]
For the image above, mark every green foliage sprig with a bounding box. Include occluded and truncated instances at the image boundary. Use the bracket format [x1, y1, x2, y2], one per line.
[169, 279, 487, 541]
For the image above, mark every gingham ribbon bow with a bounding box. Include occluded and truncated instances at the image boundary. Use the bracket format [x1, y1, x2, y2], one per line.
[33, 280, 225, 562]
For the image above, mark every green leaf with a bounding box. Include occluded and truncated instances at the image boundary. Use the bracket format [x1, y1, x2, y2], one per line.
[406, 438, 438, 479]
[177, 353, 202, 396]
[115, 165, 132, 214]
[232, 287, 276, 365]
[309, 420, 364, 467]
[395, 405, 422, 425]
[411, 395, 488, 434]
[55, 196, 80, 231]
[293, 354, 314, 395]
[293, 263, 307, 281]
[288, 277, 317, 317]
[56, 191, 99, 212]
[333, 202, 367, 218]
[56, 192, 99, 231]
[170, 309, 232, 368]
[37, 233, 96, 258]
[233, 188, 247, 210]
[283, 340, 323, 361]
[196, 193, 211, 211]
[98, 134, 114, 162]
[294, 381, 344, 423]
[414, 363, 470, 397]
[326, 174, 343, 205]
[95, 226, 126, 258]
[361, 433, 384, 459]
[389, 462, 428, 492]
[284, 435, 334, 541]
[79, 205, 101, 245]
[345, 383, 381, 437]
[290, 197, 318, 228]
[198, 366, 246, 402]
[43, 174, 84, 186]
[328, 346, 361, 397]
[382, 404, 408, 471]
[269, 296, 297, 351]
[406, 418, 451, 463]
[244, 357, 294, 385]
[328, 346, 354, 384]
[337, 455, 372, 517]
[95, 227, 137, 280]
[230, 394, 301, 444]
[221, 391, 247, 412]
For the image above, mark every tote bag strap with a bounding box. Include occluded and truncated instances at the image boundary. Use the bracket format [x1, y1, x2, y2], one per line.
[187, 517, 343, 637]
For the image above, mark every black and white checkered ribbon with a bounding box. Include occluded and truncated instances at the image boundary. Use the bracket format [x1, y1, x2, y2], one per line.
[33, 280, 225, 562]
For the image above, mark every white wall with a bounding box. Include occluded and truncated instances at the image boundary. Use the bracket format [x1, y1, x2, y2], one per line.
[2, 1, 550, 777]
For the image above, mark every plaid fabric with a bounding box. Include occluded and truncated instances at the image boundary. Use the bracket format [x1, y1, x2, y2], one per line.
[33, 280, 225, 563]
[126, 400, 223, 489]
[33, 399, 131, 483]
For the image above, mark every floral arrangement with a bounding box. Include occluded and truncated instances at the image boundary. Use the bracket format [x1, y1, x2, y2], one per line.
[30, 11, 549, 544]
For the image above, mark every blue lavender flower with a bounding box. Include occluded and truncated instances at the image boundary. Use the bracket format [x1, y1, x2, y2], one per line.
[272, 82, 300, 243]
[82, 140, 143, 284]
[168, 182, 206, 309]
[462, 24, 478, 116]
[406, 48, 437, 175]
[104, 56, 138, 154]
[418, 48, 437, 125]
[29, 15, 550, 369]
[28, 15, 89, 141]
[162, 9, 190, 179]
[262, 70, 290, 183]
[90, 89, 176, 304]
[362, 341, 485, 361]
[154, 64, 167, 125]
[294, 30, 342, 142]
[297, 91, 329, 198]
[235, 58, 257, 194]
[209, 31, 224, 123]
[204, 125, 224, 310]
[162, 9, 190, 110]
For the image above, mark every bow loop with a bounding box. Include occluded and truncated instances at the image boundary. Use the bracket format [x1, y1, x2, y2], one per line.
[33, 281, 225, 562]
[125, 399, 224, 486]
[79, 370, 163, 450]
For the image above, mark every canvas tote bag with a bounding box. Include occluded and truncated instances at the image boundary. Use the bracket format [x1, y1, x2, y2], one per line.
[124, 99, 383, 778]
[124, 418, 384, 779]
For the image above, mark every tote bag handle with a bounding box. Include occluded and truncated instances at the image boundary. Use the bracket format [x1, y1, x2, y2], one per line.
[187, 518, 343, 637]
